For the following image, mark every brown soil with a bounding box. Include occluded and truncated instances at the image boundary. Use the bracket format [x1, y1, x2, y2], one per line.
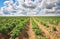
[9, 18, 36, 39]
[56, 22, 60, 32]
[15, 21, 30, 39]
[0, 33, 10, 39]
[35, 17, 60, 39]
[32, 18, 56, 39]
[0, 17, 60, 39]
[27, 18, 36, 39]
[0, 33, 4, 39]
[55, 22, 60, 39]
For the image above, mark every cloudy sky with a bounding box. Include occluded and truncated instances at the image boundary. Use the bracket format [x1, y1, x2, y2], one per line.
[0, 0, 60, 16]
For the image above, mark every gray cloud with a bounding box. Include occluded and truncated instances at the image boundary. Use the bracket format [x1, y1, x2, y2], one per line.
[46, 3, 55, 9]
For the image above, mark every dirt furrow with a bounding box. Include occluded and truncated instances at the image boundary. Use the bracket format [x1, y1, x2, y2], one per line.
[32, 18, 56, 39]
[27, 18, 36, 39]
[35, 17, 60, 39]
[56, 22, 60, 32]
[8, 18, 36, 39]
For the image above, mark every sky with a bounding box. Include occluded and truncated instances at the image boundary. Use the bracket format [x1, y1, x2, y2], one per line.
[0, 0, 5, 7]
[0, 0, 60, 7]
[0, 0, 60, 16]
[0, 0, 15, 7]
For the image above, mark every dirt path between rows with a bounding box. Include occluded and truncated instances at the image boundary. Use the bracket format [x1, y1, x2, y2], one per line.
[32, 18, 56, 39]
[9, 21, 30, 39]
[27, 18, 36, 39]
[35, 17, 60, 39]
[55, 22, 60, 39]
[15, 19, 36, 39]
[15, 18, 36, 39]
[0, 19, 36, 39]
[56, 22, 60, 33]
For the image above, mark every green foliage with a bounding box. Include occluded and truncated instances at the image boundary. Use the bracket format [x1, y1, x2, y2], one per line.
[32, 20, 47, 39]
[0, 17, 29, 39]
[35, 16, 60, 28]
[34, 29, 42, 35]
[32, 20, 42, 35]
[52, 26, 57, 31]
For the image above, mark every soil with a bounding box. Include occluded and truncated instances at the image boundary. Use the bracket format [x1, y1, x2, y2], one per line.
[15, 21, 30, 39]
[27, 18, 36, 39]
[0, 33, 4, 39]
[0, 17, 60, 39]
[32, 18, 57, 39]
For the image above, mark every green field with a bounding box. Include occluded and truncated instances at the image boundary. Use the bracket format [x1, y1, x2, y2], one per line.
[0, 16, 60, 39]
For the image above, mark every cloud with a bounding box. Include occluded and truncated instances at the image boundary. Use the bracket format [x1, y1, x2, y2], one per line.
[0, 0, 60, 16]
[42, 0, 60, 15]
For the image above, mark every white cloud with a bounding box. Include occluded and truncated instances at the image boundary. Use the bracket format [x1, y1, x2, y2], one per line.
[0, 0, 60, 16]
[42, 0, 60, 15]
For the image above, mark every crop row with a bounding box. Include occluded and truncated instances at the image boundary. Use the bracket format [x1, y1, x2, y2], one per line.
[0, 17, 29, 39]
[35, 16, 60, 25]
[35, 17, 60, 31]
[32, 20, 47, 39]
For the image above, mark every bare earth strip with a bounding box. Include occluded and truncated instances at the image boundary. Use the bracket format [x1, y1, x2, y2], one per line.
[35, 18, 60, 39]
[10, 21, 30, 39]
[56, 22, 60, 33]
[32, 18, 56, 39]
[15, 19, 36, 39]
[27, 18, 36, 39]
[56, 22, 60, 39]
[9, 18, 36, 39]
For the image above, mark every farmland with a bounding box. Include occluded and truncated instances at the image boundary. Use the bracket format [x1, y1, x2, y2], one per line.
[0, 16, 60, 39]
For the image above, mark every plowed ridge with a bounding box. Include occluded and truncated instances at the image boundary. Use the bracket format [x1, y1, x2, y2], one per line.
[32, 18, 56, 39]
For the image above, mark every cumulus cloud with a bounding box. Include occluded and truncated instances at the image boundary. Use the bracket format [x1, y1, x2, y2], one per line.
[42, 0, 60, 15]
[0, 0, 60, 16]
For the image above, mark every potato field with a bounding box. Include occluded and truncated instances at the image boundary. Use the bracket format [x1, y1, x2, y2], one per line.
[0, 16, 60, 39]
